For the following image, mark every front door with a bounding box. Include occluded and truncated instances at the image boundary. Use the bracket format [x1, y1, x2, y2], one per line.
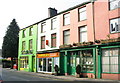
[32, 56, 35, 72]
[69, 52, 76, 75]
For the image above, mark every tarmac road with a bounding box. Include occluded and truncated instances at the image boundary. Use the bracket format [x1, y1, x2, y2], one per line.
[2, 68, 120, 83]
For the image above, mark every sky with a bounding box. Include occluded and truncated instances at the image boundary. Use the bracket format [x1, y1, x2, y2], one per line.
[0, 0, 89, 49]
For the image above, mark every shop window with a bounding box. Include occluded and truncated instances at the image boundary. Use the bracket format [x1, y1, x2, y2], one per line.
[41, 22, 46, 33]
[79, 26, 87, 42]
[39, 59, 43, 71]
[80, 50, 93, 72]
[29, 26, 33, 36]
[22, 41, 26, 51]
[102, 48, 120, 73]
[38, 58, 53, 72]
[41, 36, 45, 49]
[63, 13, 70, 26]
[54, 57, 59, 67]
[109, 0, 120, 10]
[51, 33, 56, 48]
[110, 17, 120, 33]
[29, 39, 33, 50]
[20, 56, 29, 68]
[78, 7, 87, 21]
[63, 30, 70, 44]
[51, 18, 57, 30]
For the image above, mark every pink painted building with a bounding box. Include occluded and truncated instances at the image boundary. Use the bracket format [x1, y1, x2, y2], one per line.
[60, 1, 95, 46]
[59, 0, 120, 80]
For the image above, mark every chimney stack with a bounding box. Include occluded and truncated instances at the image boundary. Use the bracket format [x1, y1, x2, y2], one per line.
[48, 7, 57, 17]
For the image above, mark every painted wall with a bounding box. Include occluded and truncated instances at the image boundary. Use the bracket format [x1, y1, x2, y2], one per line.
[102, 74, 120, 80]
[60, 3, 95, 45]
[37, 15, 60, 51]
[94, 0, 120, 40]
[18, 24, 38, 72]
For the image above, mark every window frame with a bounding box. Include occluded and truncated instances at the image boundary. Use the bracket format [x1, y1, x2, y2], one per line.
[110, 17, 120, 33]
[22, 30, 26, 38]
[51, 18, 57, 30]
[78, 6, 87, 21]
[63, 30, 70, 45]
[102, 48, 120, 74]
[20, 56, 29, 68]
[41, 36, 45, 49]
[41, 22, 46, 33]
[51, 33, 57, 48]
[29, 39, 33, 50]
[29, 27, 33, 36]
[63, 13, 70, 26]
[109, 0, 120, 10]
[79, 26, 88, 42]
[22, 41, 26, 51]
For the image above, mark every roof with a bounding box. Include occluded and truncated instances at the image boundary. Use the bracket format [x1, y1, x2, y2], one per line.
[20, 0, 91, 31]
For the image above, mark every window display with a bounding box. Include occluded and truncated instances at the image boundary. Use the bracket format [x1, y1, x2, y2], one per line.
[80, 50, 93, 72]
[102, 48, 119, 73]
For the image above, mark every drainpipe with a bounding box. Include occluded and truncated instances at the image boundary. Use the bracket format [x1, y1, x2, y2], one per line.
[91, 0, 96, 42]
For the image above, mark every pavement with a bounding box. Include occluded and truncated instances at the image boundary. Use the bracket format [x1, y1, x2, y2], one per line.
[4, 68, 120, 82]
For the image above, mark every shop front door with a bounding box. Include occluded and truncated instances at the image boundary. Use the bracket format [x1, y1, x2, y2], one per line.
[32, 56, 35, 72]
[69, 55, 76, 75]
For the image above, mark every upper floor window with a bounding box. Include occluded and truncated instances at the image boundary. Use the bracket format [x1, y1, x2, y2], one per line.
[29, 27, 33, 36]
[22, 41, 26, 51]
[41, 22, 46, 33]
[63, 30, 70, 44]
[41, 36, 45, 49]
[63, 13, 70, 26]
[79, 7, 87, 21]
[110, 17, 120, 33]
[22, 30, 26, 38]
[109, 0, 120, 10]
[51, 18, 57, 30]
[51, 33, 56, 48]
[79, 26, 87, 42]
[29, 39, 33, 50]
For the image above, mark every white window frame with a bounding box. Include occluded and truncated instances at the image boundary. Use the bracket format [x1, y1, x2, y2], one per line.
[79, 26, 87, 42]
[109, 0, 120, 10]
[63, 30, 70, 44]
[51, 18, 57, 30]
[79, 7, 87, 21]
[41, 22, 46, 33]
[63, 13, 70, 26]
[110, 17, 120, 33]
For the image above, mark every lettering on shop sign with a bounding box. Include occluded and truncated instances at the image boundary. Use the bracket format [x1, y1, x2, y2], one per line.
[37, 52, 59, 58]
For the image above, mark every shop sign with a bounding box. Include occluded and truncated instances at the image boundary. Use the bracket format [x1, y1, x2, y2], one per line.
[37, 52, 59, 58]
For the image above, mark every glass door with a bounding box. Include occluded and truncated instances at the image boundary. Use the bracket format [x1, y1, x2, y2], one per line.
[69, 52, 76, 75]
[38, 58, 43, 71]
[43, 58, 46, 71]
[47, 58, 52, 72]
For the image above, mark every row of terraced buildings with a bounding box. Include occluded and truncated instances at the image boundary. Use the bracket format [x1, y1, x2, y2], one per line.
[18, 0, 120, 80]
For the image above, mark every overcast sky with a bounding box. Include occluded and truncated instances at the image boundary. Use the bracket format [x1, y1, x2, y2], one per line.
[0, 0, 89, 49]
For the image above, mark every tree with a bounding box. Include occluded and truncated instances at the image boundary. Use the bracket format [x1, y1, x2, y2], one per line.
[2, 19, 20, 69]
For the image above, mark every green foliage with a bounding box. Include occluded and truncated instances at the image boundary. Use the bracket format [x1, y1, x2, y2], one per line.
[2, 19, 20, 58]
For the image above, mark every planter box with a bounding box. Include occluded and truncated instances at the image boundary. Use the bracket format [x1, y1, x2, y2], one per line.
[59, 44, 72, 48]
[101, 38, 120, 44]
[73, 41, 93, 47]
